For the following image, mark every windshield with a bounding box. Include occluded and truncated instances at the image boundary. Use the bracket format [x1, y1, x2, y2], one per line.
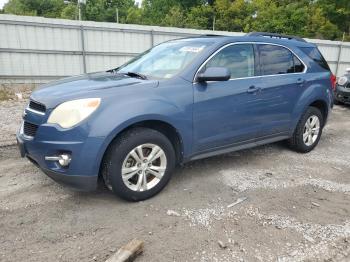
[116, 39, 214, 79]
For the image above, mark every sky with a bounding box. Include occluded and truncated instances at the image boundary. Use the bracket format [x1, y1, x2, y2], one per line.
[0, 0, 7, 9]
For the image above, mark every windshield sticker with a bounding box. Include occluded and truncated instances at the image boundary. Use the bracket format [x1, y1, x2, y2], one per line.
[164, 74, 173, 79]
[179, 46, 205, 53]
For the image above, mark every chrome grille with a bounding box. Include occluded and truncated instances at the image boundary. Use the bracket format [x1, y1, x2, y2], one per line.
[29, 100, 46, 113]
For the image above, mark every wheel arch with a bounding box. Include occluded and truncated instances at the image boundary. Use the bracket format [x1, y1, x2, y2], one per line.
[98, 119, 184, 178]
[291, 96, 330, 137]
[308, 99, 328, 126]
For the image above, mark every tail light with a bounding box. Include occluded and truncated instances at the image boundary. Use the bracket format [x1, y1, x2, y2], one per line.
[330, 74, 336, 90]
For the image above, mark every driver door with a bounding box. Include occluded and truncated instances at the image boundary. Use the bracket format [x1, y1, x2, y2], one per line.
[193, 43, 263, 152]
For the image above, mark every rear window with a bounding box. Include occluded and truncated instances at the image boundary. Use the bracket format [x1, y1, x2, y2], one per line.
[300, 47, 330, 71]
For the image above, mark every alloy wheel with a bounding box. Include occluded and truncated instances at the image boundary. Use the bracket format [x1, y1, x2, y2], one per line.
[121, 143, 167, 192]
[303, 115, 320, 146]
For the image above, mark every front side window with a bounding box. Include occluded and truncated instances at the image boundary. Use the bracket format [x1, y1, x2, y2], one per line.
[117, 39, 213, 79]
[204, 44, 255, 79]
[258, 44, 304, 75]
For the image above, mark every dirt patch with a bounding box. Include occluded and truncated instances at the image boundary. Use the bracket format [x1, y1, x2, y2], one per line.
[0, 100, 26, 146]
[0, 83, 36, 99]
[0, 89, 12, 101]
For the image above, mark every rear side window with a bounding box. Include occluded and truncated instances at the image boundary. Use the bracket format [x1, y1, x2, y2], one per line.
[293, 56, 304, 73]
[299, 47, 330, 71]
[205, 44, 255, 79]
[258, 44, 305, 75]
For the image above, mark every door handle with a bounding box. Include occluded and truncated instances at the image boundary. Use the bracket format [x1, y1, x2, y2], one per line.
[247, 85, 261, 94]
[297, 78, 305, 86]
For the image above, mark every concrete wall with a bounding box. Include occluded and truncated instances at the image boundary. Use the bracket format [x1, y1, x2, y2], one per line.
[1, 14, 349, 84]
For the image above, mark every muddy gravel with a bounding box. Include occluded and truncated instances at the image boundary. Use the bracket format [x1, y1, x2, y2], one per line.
[0, 104, 349, 262]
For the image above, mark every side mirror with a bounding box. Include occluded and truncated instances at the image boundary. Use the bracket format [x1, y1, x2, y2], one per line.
[197, 67, 231, 82]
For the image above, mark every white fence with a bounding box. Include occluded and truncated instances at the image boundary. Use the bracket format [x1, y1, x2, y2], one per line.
[1, 14, 350, 84]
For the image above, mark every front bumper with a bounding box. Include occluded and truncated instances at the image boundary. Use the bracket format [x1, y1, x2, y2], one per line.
[16, 123, 105, 191]
[334, 85, 350, 104]
[42, 167, 97, 191]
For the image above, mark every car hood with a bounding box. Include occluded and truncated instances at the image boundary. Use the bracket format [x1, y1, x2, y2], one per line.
[31, 72, 159, 108]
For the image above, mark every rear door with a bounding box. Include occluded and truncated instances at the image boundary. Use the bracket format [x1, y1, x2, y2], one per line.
[255, 44, 306, 138]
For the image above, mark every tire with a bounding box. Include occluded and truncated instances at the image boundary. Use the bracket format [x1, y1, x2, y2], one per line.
[102, 127, 176, 201]
[333, 99, 342, 105]
[288, 106, 324, 153]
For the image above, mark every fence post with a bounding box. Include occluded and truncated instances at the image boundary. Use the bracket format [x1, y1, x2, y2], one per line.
[335, 43, 343, 77]
[335, 33, 346, 76]
[80, 25, 87, 74]
[150, 29, 154, 47]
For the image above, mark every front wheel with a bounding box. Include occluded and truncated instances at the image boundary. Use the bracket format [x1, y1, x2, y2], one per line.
[102, 127, 176, 201]
[288, 106, 324, 153]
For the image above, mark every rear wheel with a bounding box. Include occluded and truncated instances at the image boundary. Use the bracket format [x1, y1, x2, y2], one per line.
[102, 127, 176, 201]
[288, 107, 323, 153]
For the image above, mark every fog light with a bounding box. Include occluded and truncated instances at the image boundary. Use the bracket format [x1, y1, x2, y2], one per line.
[45, 154, 71, 167]
[58, 154, 71, 166]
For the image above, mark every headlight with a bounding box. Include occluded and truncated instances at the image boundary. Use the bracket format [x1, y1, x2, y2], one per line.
[48, 98, 101, 128]
[337, 76, 348, 86]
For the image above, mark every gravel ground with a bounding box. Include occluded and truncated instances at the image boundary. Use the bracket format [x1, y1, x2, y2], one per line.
[0, 100, 26, 146]
[0, 103, 349, 262]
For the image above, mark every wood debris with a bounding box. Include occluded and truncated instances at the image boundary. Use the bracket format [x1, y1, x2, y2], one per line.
[105, 239, 144, 262]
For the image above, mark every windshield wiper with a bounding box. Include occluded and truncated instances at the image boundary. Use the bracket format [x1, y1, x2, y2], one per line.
[124, 71, 148, 80]
[106, 67, 119, 74]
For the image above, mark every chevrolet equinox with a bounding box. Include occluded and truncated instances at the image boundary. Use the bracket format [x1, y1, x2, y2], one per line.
[17, 32, 335, 201]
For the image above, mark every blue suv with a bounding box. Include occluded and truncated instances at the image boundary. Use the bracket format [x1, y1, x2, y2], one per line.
[17, 32, 335, 201]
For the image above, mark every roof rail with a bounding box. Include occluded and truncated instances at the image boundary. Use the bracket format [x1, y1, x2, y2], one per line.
[198, 34, 226, 37]
[246, 32, 307, 43]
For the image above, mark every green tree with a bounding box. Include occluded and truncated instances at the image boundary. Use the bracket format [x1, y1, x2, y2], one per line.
[305, 5, 340, 40]
[2, 0, 350, 40]
[177, 0, 206, 10]
[246, 0, 307, 35]
[243, 0, 341, 40]
[185, 4, 214, 29]
[126, 6, 143, 24]
[60, 3, 77, 20]
[315, 0, 350, 36]
[4, 0, 134, 22]
[85, 0, 134, 22]
[161, 5, 185, 27]
[214, 0, 252, 32]
[4, 0, 64, 17]
[142, 0, 178, 25]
